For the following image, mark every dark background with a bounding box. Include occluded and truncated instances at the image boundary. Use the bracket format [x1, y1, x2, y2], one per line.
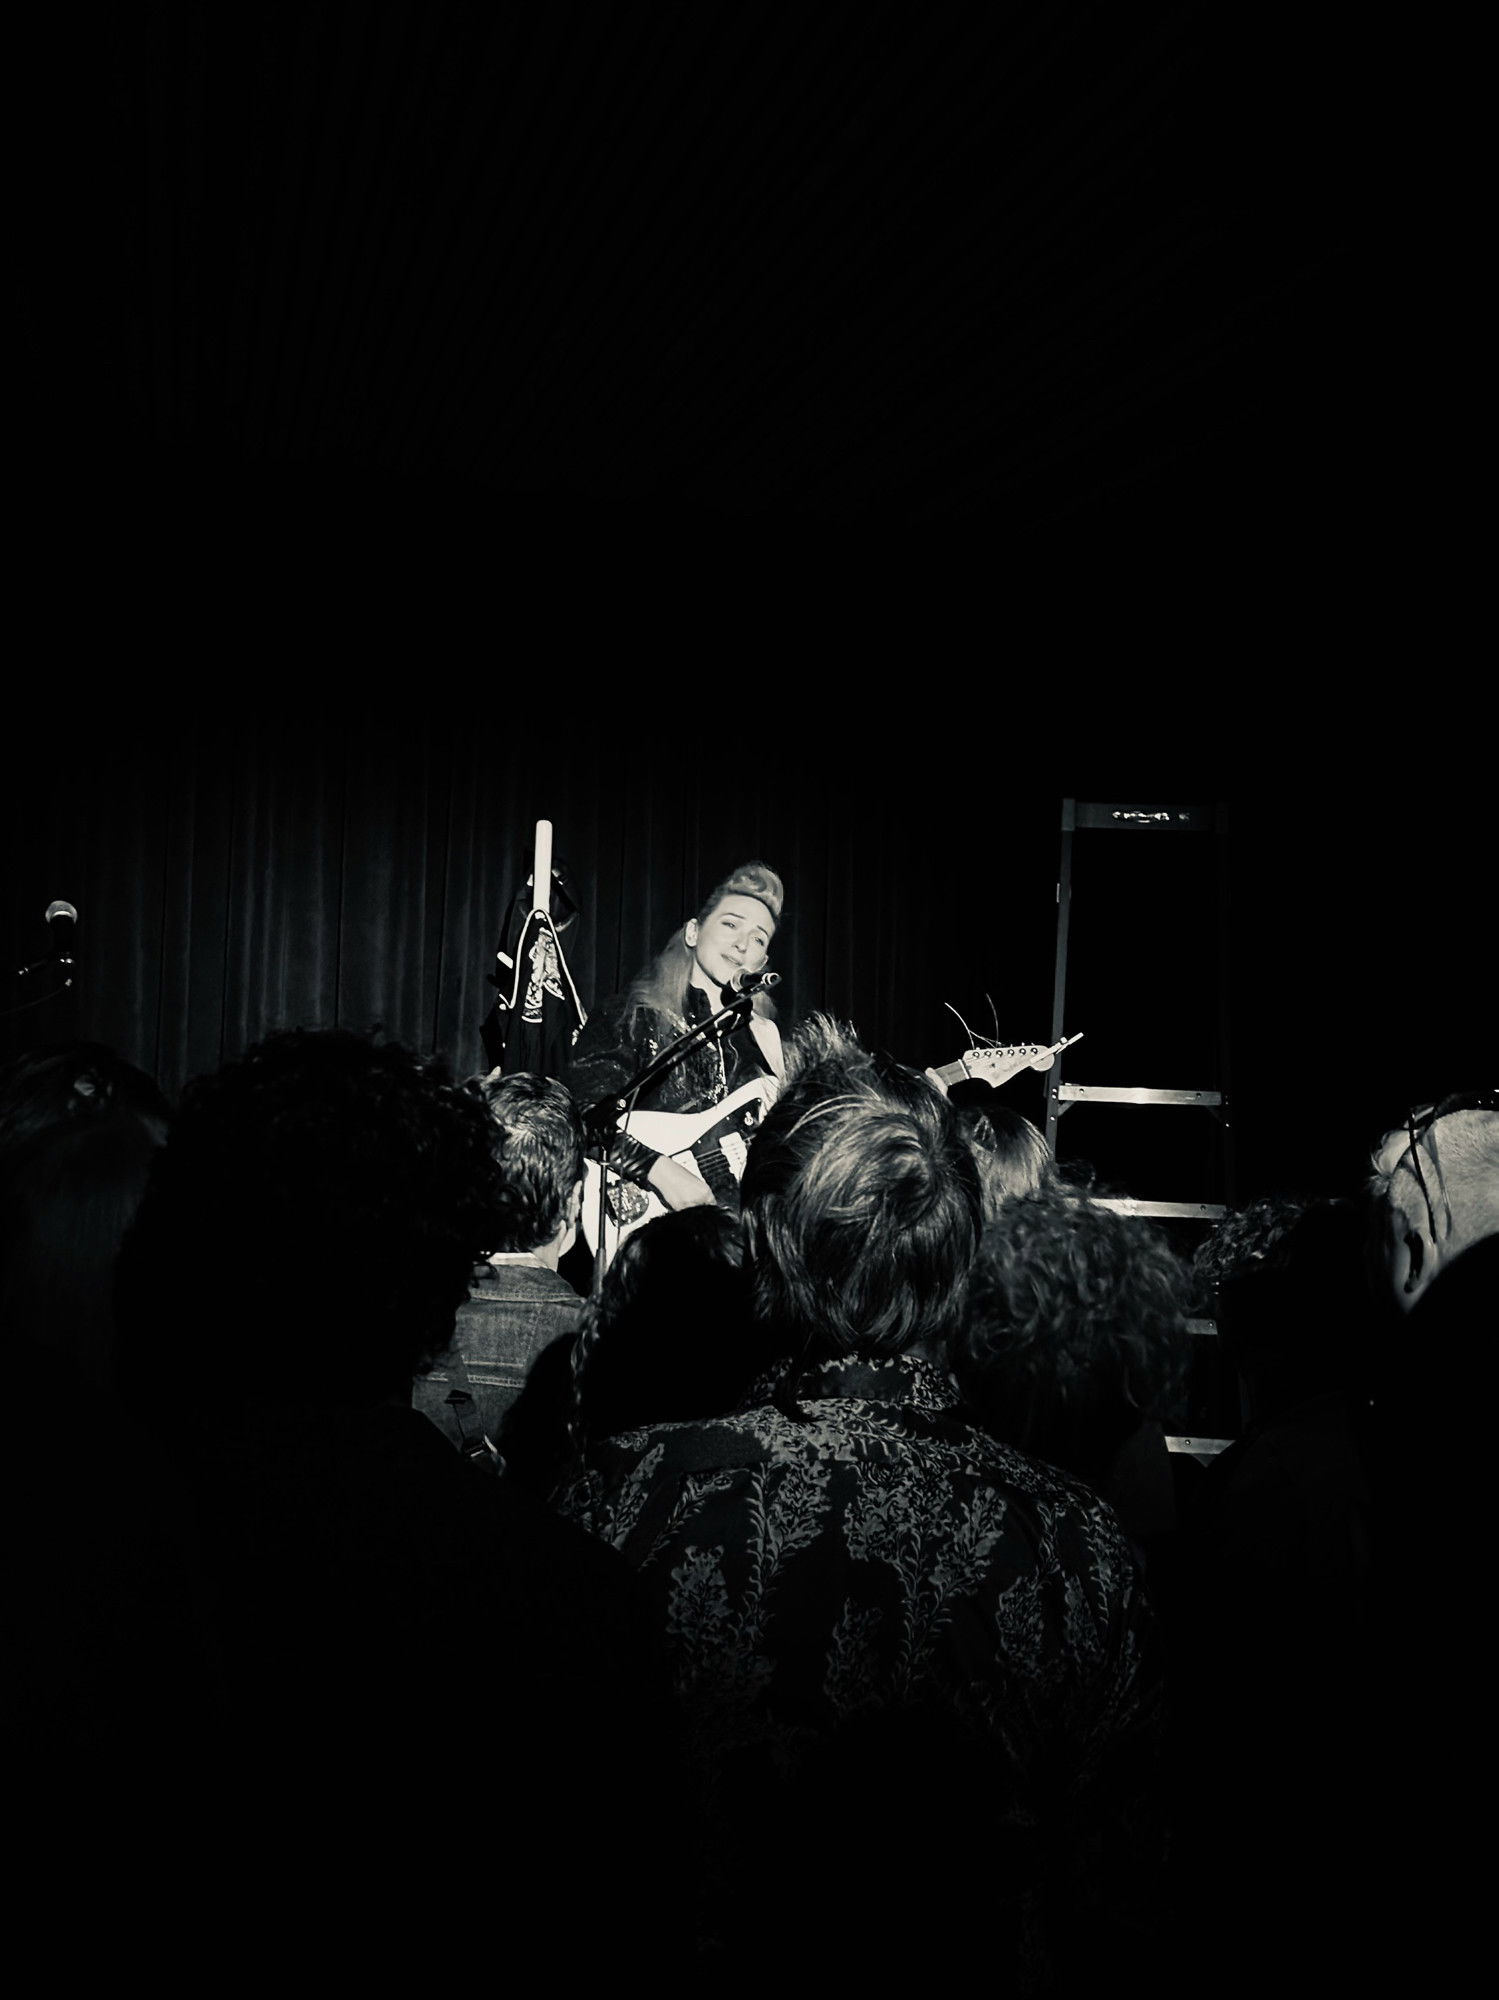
[9, 6, 1475, 1211]
[16, 6, 1409, 590]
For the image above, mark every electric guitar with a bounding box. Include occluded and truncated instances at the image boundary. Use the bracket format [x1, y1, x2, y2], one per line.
[581, 1076, 778, 1265]
[580, 1033, 1082, 1265]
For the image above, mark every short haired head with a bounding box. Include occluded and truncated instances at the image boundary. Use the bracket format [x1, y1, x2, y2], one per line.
[949, 1086, 1060, 1221]
[0, 1042, 170, 1166]
[738, 1013, 982, 1361]
[1367, 1092, 1499, 1313]
[462, 1069, 583, 1252]
[116, 1029, 507, 1409]
[954, 1191, 1190, 1485]
[570, 1205, 768, 1437]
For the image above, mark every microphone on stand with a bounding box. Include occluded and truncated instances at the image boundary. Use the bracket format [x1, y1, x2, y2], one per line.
[724, 967, 781, 997]
[14, 901, 78, 986]
[44, 900, 78, 964]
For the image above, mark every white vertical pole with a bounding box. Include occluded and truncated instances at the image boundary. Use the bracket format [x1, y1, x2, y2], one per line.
[531, 819, 553, 913]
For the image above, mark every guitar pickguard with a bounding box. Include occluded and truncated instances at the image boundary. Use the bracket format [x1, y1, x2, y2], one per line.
[606, 1179, 653, 1228]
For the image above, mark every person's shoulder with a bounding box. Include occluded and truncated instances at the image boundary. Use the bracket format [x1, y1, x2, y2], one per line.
[589, 1407, 775, 1474]
[573, 988, 638, 1035]
[947, 1416, 1148, 1558]
[467, 1262, 582, 1304]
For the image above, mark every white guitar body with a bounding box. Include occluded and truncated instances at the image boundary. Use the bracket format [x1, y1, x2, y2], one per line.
[581, 1076, 781, 1268]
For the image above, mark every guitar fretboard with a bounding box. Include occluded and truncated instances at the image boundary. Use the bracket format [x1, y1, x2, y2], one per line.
[694, 1134, 743, 1202]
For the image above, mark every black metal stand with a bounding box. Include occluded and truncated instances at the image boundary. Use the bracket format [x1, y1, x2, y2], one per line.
[4, 954, 73, 1020]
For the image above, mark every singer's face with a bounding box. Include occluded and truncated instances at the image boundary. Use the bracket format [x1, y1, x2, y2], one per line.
[685, 895, 774, 993]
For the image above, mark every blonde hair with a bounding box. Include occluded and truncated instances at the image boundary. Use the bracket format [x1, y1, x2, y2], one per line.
[626, 860, 784, 1029]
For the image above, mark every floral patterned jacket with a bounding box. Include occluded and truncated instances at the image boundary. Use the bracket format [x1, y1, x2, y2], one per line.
[556, 1352, 1166, 1965]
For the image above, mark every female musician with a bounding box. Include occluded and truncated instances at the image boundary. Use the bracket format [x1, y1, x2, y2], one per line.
[564, 860, 785, 1224]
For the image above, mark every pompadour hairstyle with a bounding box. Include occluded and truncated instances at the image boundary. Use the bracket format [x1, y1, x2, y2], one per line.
[738, 1013, 982, 1360]
[695, 859, 783, 928]
[626, 859, 784, 1029]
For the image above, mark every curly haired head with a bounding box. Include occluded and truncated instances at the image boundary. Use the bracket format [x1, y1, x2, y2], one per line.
[1189, 1192, 1310, 1314]
[115, 1029, 508, 1408]
[1213, 1194, 1382, 1403]
[739, 1013, 982, 1360]
[954, 1191, 1191, 1485]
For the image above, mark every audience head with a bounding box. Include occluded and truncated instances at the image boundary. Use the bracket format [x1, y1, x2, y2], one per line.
[116, 1028, 507, 1410]
[1207, 1194, 1381, 1417]
[949, 1081, 1060, 1219]
[0, 1043, 169, 1160]
[1366, 1091, 1499, 1314]
[575, 1205, 765, 1436]
[0, 1042, 171, 1393]
[1189, 1191, 1310, 1317]
[738, 1012, 983, 1362]
[954, 1191, 1190, 1487]
[461, 1067, 584, 1257]
[497, 1205, 763, 1492]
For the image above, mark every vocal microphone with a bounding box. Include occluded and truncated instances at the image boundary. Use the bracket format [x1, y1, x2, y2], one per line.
[44, 900, 78, 962]
[727, 967, 781, 995]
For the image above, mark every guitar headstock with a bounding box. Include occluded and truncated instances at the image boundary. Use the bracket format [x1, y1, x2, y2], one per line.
[928, 1033, 1080, 1095]
[959, 1043, 1057, 1089]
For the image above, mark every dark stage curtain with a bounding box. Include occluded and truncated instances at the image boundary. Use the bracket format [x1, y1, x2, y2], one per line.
[4, 716, 1490, 1212]
[1, 709, 1073, 1095]
[15, 6, 1384, 573]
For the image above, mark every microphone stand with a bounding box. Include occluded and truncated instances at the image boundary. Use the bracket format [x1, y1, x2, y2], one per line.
[5, 952, 73, 1019]
[581, 973, 769, 1296]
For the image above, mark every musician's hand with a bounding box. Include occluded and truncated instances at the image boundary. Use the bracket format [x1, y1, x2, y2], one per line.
[924, 1067, 949, 1098]
[646, 1155, 717, 1211]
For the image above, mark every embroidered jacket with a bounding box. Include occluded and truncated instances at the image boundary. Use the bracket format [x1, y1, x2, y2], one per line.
[556, 1352, 1166, 1967]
